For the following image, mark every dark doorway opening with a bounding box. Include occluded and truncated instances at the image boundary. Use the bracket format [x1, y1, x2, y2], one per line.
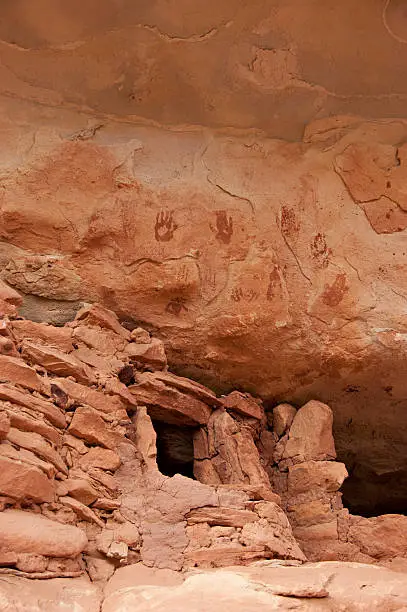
[152, 420, 195, 479]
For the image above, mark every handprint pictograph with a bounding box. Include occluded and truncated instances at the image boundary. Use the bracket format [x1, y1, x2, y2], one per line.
[210, 210, 233, 244]
[165, 297, 188, 316]
[311, 232, 331, 268]
[155, 210, 178, 242]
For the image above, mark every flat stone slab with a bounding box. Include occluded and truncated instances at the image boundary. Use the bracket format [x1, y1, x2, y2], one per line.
[0, 509, 88, 557]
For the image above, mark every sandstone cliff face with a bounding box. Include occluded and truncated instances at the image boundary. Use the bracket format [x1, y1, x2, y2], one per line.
[0, 0, 407, 557]
[2, 107, 407, 511]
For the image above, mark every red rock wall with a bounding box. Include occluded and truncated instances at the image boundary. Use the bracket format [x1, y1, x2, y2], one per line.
[1, 0, 407, 545]
[1, 110, 407, 500]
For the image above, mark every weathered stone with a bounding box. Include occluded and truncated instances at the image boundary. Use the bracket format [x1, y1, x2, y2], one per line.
[0, 279, 22, 307]
[65, 478, 99, 505]
[0, 335, 18, 357]
[63, 432, 88, 454]
[0, 550, 18, 566]
[0, 410, 10, 440]
[21, 340, 96, 385]
[0, 384, 66, 428]
[0, 443, 56, 478]
[74, 304, 130, 341]
[69, 406, 123, 449]
[93, 498, 122, 510]
[104, 563, 183, 601]
[194, 459, 222, 484]
[73, 324, 126, 355]
[107, 541, 128, 560]
[222, 391, 263, 420]
[129, 373, 212, 426]
[186, 507, 258, 527]
[85, 555, 116, 583]
[0, 509, 87, 557]
[348, 514, 407, 560]
[150, 372, 222, 407]
[185, 546, 267, 568]
[16, 553, 48, 573]
[125, 338, 167, 369]
[80, 448, 121, 472]
[11, 320, 74, 353]
[73, 346, 122, 374]
[140, 521, 188, 571]
[6, 427, 67, 474]
[0, 356, 43, 391]
[240, 519, 306, 561]
[193, 428, 210, 460]
[60, 496, 105, 527]
[52, 377, 128, 420]
[4, 407, 62, 445]
[130, 328, 151, 344]
[287, 499, 333, 527]
[186, 523, 212, 550]
[0, 455, 55, 502]
[88, 468, 120, 494]
[114, 522, 141, 548]
[282, 401, 336, 463]
[272, 403, 297, 437]
[205, 409, 270, 488]
[294, 521, 339, 542]
[288, 461, 348, 495]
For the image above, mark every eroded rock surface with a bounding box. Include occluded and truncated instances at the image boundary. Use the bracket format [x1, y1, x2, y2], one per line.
[0, 302, 405, 584]
[2, 106, 407, 513]
[3, 561, 407, 612]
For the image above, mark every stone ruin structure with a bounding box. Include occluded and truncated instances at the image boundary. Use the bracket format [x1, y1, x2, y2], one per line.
[0, 290, 406, 586]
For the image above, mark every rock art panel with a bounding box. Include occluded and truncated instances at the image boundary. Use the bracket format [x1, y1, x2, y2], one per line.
[2, 113, 407, 495]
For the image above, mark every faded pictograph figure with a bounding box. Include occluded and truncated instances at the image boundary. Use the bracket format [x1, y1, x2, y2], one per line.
[230, 287, 259, 302]
[155, 210, 178, 242]
[210, 210, 233, 244]
[165, 297, 189, 316]
[266, 265, 283, 301]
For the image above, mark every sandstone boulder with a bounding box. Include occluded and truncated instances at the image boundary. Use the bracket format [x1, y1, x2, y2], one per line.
[21, 341, 95, 385]
[52, 377, 128, 420]
[124, 338, 167, 369]
[272, 404, 297, 437]
[68, 406, 123, 449]
[0, 509, 88, 557]
[282, 401, 336, 463]
[79, 448, 121, 472]
[348, 514, 407, 560]
[222, 391, 263, 420]
[64, 478, 99, 506]
[288, 461, 348, 495]
[186, 507, 258, 527]
[74, 304, 130, 341]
